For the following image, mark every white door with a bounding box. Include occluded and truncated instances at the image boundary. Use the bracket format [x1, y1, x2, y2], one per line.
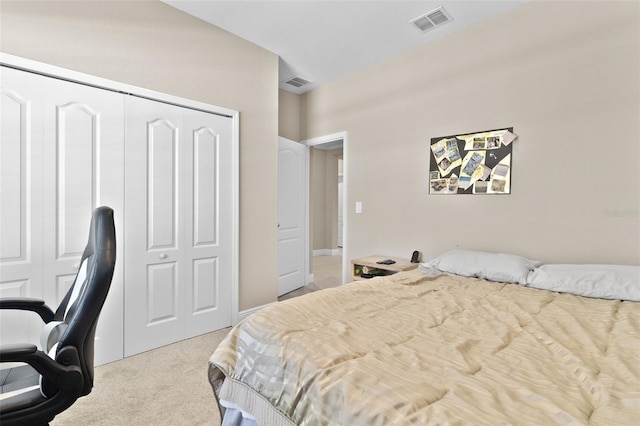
[41, 75, 125, 365]
[278, 137, 307, 296]
[0, 67, 45, 346]
[0, 67, 125, 365]
[124, 96, 233, 356]
[182, 109, 233, 338]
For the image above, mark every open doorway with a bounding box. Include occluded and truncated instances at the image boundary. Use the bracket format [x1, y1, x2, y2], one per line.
[303, 132, 348, 288]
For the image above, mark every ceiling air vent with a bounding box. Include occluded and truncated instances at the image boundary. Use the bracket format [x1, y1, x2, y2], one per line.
[283, 76, 312, 89]
[409, 6, 453, 33]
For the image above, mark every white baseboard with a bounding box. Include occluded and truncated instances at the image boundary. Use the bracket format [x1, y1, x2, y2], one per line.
[306, 273, 314, 284]
[236, 302, 276, 324]
[313, 249, 340, 256]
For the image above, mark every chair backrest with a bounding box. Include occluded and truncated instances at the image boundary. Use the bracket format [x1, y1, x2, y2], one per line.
[40, 206, 116, 397]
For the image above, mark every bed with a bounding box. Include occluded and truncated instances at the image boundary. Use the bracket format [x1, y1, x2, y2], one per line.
[208, 250, 640, 425]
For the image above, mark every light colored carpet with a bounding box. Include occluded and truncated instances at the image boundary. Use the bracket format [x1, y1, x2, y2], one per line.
[51, 328, 230, 426]
[50, 254, 342, 425]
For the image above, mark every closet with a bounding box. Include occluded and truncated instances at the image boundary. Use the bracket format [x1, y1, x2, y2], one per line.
[0, 59, 237, 364]
[123, 96, 233, 356]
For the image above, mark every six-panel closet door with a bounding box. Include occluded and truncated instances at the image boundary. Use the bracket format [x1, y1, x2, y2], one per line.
[124, 96, 233, 356]
[0, 67, 125, 365]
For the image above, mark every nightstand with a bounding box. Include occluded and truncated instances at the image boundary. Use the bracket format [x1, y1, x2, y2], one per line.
[351, 255, 418, 281]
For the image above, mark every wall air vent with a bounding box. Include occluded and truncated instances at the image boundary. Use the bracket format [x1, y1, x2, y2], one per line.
[283, 76, 312, 88]
[409, 6, 453, 33]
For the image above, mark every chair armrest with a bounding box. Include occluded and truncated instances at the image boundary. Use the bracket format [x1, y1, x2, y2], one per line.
[0, 344, 83, 393]
[0, 343, 38, 361]
[0, 297, 55, 323]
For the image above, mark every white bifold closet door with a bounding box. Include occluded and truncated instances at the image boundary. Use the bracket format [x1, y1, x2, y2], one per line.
[2, 62, 234, 362]
[0, 66, 125, 365]
[124, 96, 233, 356]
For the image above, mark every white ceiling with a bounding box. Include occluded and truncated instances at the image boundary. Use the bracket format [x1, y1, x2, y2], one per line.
[163, 0, 527, 94]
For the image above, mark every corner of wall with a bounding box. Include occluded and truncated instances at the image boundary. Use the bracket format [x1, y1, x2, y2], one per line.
[278, 89, 302, 142]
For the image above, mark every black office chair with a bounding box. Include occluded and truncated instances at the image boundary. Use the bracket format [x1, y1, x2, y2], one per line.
[0, 206, 116, 426]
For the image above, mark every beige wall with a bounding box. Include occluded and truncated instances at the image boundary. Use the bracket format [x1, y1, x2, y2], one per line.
[279, 90, 342, 255]
[0, 1, 280, 310]
[302, 1, 640, 265]
[279, 89, 302, 142]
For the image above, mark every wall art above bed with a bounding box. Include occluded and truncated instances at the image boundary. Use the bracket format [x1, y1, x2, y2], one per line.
[429, 127, 517, 195]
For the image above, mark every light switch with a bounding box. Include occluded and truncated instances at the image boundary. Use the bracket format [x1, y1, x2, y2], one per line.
[355, 201, 362, 214]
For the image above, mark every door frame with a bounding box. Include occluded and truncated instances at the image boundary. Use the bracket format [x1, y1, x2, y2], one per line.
[302, 131, 349, 284]
[0, 52, 241, 327]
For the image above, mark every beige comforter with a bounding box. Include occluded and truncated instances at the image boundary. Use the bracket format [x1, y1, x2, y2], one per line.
[209, 270, 640, 425]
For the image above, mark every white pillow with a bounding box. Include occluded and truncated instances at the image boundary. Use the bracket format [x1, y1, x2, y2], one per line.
[526, 264, 640, 302]
[421, 249, 541, 284]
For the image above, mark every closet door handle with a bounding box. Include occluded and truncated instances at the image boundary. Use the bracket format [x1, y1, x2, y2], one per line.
[159, 253, 168, 260]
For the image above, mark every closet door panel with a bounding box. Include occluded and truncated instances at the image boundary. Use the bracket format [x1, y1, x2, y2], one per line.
[55, 102, 98, 258]
[192, 128, 218, 245]
[145, 118, 181, 326]
[0, 91, 28, 260]
[183, 111, 233, 338]
[124, 96, 185, 356]
[0, 67, 45, 345]
[42, 77, 124, 365]
[147, 119, 179, 249]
